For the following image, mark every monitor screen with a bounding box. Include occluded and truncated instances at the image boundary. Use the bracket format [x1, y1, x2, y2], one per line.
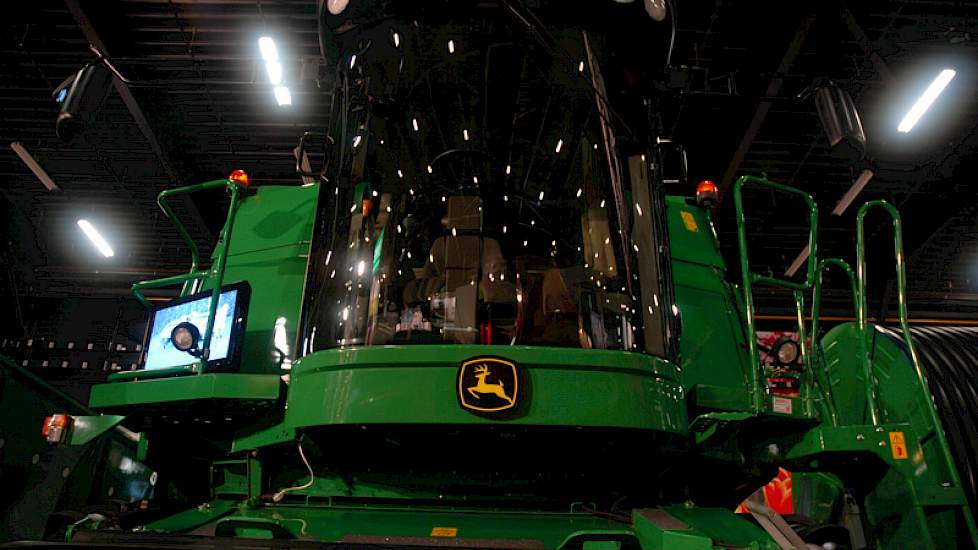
[143, 289, 240, 370]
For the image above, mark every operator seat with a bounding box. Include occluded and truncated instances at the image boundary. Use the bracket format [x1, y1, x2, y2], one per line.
[418, 196, 514, 343]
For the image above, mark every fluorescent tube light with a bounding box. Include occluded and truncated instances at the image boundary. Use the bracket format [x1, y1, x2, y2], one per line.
[77, 219, 114, 257]
[10, 142, 59, 191]
[258, 37, 278, 62]
[832, 169, 874, 216]
[265, 61, 283, 85]
[274, 86, 292, 106]
[898, 69, 955, 133]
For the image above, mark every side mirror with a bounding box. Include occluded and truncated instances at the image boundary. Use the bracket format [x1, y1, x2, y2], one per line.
[655, 139, 688, 187]
[56, 63, 114, 141]
[814, 82, 866, 159]
[295, 131, 334, 183]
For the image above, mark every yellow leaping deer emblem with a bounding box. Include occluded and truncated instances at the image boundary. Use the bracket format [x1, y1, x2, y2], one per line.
[466, 364, 514, 405]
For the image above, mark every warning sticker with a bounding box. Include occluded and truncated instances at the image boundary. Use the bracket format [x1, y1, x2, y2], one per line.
[772, 396, 793, 415]
[430, 527, 458, 537]
[889, 431, 908, 460]
[681, 211, 699, 232]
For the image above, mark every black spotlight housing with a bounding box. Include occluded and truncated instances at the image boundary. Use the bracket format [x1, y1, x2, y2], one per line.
[170, 322, 203, 358]
[56, 63, 114, 141]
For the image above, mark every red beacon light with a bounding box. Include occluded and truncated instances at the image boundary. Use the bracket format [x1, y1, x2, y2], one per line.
[228, 169, 250, 187]
[695, 180, 718, 208]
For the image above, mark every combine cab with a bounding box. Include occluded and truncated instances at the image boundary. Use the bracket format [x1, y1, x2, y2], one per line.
[4, 1, 976, 548]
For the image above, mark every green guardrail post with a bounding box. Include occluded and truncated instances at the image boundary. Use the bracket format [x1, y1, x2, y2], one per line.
[808, 257, 856, 427]
[733, 175, 819, 413]
[792, 289, 814, 416]
[197, 182, 242, 372]
[855, 201, 972, 517]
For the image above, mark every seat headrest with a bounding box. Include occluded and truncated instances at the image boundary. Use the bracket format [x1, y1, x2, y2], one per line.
[447, 196, 481, 231]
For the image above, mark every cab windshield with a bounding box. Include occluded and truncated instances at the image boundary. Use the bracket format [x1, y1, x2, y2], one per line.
[301, 3, 671, 355]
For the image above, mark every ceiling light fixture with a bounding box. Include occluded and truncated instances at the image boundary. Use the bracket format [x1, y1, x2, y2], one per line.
[10, 142, 59, 191]
[265, 61, 283, 85]
[326, 0, 349, 15]
[898, 69, 956, 133]
[832, 169, 874, 216]
[784, 244, 811, 278]
[258, 37, 278, 61]
[273, 86, 292, 106]
[77, 219, 114, 257]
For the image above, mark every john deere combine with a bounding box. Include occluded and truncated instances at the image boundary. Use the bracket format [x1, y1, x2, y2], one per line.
[5, 1, 978, 548]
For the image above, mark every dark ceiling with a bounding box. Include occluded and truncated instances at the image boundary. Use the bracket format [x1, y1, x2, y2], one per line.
[2, 0, 978, 323]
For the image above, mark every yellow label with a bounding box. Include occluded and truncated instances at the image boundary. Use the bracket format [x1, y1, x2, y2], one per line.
[681, 211, 699, 232]
[430, 527, 458, 537]
[889, 431, 908, 459]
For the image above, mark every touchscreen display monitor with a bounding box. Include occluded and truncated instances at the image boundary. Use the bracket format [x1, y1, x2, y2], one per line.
[143, 288, 243, 370]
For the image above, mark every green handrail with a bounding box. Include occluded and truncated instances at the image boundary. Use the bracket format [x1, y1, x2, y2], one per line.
[792, 289, 814, 416]
[808, 257, 856, 427]
[856, 200, 947, 418]
[855, 200, 970, 501]
[858, 201, 978, 550]
[130, 177, 245, 375]
[854, 201, 899, 426]
[733, 175, 819, 412]
[810, 258, 858, 354]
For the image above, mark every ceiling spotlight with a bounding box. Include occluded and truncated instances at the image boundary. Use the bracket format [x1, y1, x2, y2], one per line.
[327, 0, 349, 15]
[644, 0, 667, 21]
[77, 219, 114, 257]
[898, 69, 956, 133]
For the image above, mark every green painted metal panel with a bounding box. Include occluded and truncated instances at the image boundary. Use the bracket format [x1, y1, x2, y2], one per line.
[224, 185, 318, 257]
[67, 415, 126, 446]
[665, 196, 752, 408]
[221, 242, 310, 374]
[664, 506, 780, 549]
[0, 356, 154, 542]
[209, 184, 317, 375]
[664, 196, 724, 269]
[284, 345, 687, 433]
[89, 373, 281, 409]
[142, 501, 632, 549]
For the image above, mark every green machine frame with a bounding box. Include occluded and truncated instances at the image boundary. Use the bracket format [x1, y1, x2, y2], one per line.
[9, 171, 977, 549]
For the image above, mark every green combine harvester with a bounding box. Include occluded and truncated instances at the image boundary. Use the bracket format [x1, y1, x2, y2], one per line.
[3, 1, 977, 548]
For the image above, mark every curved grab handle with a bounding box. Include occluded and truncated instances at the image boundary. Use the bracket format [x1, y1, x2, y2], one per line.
[131, 177, 245, 374]
[733, 175, 819, 412]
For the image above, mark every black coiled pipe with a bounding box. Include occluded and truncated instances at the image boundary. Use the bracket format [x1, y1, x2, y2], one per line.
[881, 325, 978, 520]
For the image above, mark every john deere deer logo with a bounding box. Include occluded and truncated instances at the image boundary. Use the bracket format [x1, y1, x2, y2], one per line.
[457, 357, 519, 413]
